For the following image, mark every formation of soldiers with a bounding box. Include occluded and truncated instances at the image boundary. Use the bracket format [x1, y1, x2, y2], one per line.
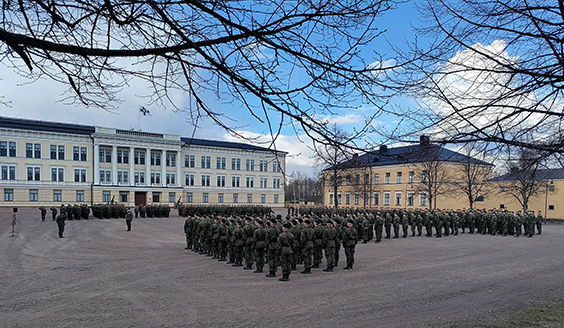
[183, 212, 359, 282]
[44, 204, 90, 221]
[176, 203, 272, 218]
[133, 205, 171, 218]
[290, 206, 544, 241]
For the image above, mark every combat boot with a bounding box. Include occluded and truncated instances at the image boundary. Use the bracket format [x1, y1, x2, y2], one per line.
[253, 268, 263, 273]
[266, 271, 276, 277]
[279, 275, 289, 282]
[300, 269, 311, 274]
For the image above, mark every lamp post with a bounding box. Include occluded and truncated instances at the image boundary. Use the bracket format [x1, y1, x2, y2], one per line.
[544, 179, 554, 222]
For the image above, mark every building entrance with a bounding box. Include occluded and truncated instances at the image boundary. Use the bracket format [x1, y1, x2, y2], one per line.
[135, 192, 147, 206]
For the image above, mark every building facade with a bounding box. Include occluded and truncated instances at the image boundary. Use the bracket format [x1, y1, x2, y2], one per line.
[323, 138, 493, 210]
[0, 117, 286, 207]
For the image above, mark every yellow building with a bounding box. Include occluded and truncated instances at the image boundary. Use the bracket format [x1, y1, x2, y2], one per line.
[477, 168, 562, 220]
[323, 138, 493, 210]
[0, 116, 286, 207]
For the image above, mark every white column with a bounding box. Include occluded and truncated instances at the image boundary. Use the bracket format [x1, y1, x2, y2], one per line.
[94, 143, 100, 184]
[129, 147, 135, 186]
[176, 150, 181, 187]
[112, 145, 117, 185]
[145, 148, 151, 186]
[161, 149, 166, 187]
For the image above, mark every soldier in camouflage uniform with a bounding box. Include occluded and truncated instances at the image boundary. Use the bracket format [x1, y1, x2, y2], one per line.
[342, 219, 357, 270]
[253, 219, 267, 273]
[300, 219, 314, 274]
[266, 219, 280, 277]
[277, 223, 294, 281]
[312, 219, 324, 268]
[374, 213, 383, 242]
[243, 217, 256, 270]
[322, 220, 337, 272]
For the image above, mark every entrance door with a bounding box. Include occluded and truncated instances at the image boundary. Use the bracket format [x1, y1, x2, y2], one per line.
[135, 192, 147, 206]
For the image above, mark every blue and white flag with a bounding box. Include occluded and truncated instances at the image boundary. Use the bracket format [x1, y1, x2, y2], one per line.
[140, 106, 151, 116]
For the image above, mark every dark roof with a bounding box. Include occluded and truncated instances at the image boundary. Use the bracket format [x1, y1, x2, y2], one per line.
[0, 116, 95, 135]
[488, 168, 564, 182]
[181, 137, 287, 154]
[326, 144, 492, 171]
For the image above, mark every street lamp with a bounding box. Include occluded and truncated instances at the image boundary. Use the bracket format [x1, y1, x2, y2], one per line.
[544, 179, 554, 221]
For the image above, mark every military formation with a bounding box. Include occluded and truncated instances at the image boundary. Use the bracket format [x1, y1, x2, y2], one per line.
[182, 211, 358, 282]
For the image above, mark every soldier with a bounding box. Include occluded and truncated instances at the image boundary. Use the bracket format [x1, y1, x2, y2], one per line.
[401, 212, 409, 238]
[50, 206, 58, 221]
[253, 219, 267, 273]
[384, 212, 392, 239]
[300, 219, 314, 274]
[125, 209, 133, 231]
[392, 214, 400, 238]
[290, 219, 302, 270]
[342, 219, 357, 270]
[39, 206, 46, 221]
[323, 220, 337, 272]
[312, 219, 324, 268]
[134, 206, 139, 218]
[231, 220, 244, 267]
[333, 219, 343, 267]
[374, 213, 383, 243]
[277, 222, 294, 282]
[56, 212, 66, 238]
[361, 216, 371, 243]
[184, 216, 193, 249]
[536, 211, 543, 235]
[242, 217, 256, 270]
[217, 218, 228, 262]
[266, 219, 280, 277]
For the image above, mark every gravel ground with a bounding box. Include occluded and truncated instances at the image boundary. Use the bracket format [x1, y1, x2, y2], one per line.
[1, 208, 563, 328]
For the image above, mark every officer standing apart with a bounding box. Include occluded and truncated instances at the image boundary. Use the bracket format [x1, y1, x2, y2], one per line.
[126, 209, 133, 231]
[56, 212, 66, 238]
[343, 219, 357, 270]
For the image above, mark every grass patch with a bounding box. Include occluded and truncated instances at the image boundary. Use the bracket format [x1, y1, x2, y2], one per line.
[435, 301, 564, 328]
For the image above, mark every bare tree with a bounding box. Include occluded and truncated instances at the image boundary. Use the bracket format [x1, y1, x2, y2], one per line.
[349, 154, 374, 208]
[451, 146, 494, 209]
[390, 0, 564, 155]
[409, 144, 453, 209]
[285, 171, 323, 204]
[493, 148, 550, 212]
[0, 0, 398, 146]
[312, 124, 354, 208]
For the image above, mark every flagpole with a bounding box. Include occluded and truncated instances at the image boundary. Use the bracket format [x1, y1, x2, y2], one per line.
[138, 105, 141, 131]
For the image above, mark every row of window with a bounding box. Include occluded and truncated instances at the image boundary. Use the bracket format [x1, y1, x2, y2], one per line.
[184, 155, 282, 172]
[333, 170, 428, 186]
[1, 142, 89, 161]
[185, 174, 282, 189]
[328, 191, 428, 207]
[3, 189, 280, 205]
[2, 166, 88, 183]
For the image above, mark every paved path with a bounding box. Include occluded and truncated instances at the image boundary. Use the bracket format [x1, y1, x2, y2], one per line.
[1, 208, 563, 328]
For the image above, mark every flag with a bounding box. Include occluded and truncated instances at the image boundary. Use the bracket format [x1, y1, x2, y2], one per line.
[140, 106, 151, 116]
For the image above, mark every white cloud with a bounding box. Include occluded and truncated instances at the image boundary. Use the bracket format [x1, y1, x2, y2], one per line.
[318, 113, 362, 125]
[367, 58, 398, 78]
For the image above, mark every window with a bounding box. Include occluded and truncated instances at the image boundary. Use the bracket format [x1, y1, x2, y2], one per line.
[184, 155, 196, 167]
[216, 157, 226, 170]
[475, 195, 484, 202]
[73, 146, 80, 160]
[421, 170, 428, 183]
[233, 193, 239, 203]
[373, 192, 380, 206]
[549, 185, 555, 192]
[259, 177, 268, 188]
[364, 174, 370, 185]
[2, 166, 16, 180]
[120, 191, 128, 203]
[117, 171, 129, 184]
[217, 175, 226, 187]
[27, 166, 41, 181]
[354, 175, 360, 185]
[58, 145, 65, 160]
[273, 177, 281, 189]
[186, 193, 193, 203]
[345, 176, 351, 186]
[259, 160, 268, 172]
[153, 192, 160, 203]
[185, 173, 195, 186]
[364, 192, 369, 206]
[105, 149, 111, 163]
[100, 170, 112, 183]
[337, 193, 342, 204]
[203, 193, 209, 203]
[169, 192, 176, 203]
[246, 176, 254, 188]
[201, 174, 211, 187]
[51, 168, 64, 182]
[116, 150, 123, 163]
[354, 193, 360, 205]
[34, 144, 41, 158]
[1, 142, 15, 157]
[4, 189, 13, 201]
[345, 193, 350, 205]
[166, 153, 176, 167]
[74, 169, 87, 183]
[30, 189, 38, 202]
[250, 160, 255, 171]
[134, 172, 145, 184]
[50, 145, 57, 159]
[261, 194, 266, 203]
[151, 152, 161, 166]
[103, 191, 111, 202]
[407, 191, 414, 206]
[232, 158, 241, 170]
[247, 194, 253, 203]
[76, 190, 84, 202]
[374, 173, 380, 184]
[272, 160, 281, 172]
[274, 194, 279, 204]
[549, 205, 554, 210]
[0, 141, 6, 156]
[166, 173, 176, 185]
[419, 192, 428, 206]
[54, 190, 62, 202]
[396, 172, 402, 184]
[150, 172, 161, 184]
[135, 151, 146, 165]
[80, 147, 87, 161]
[408, 171, 414, 183]
[384, 192, 390, 206]
[218, 193, 224, 203]
[246, 159, 250, 171]
[395, 191, 402, 206]
[385, 172, 391, 184]
[232, 176, 240, 187]
[8, 142, 15, 157]
[329, 193, 334, 204]
[200, 156, 211, 169]
[26, 143, 33, 158]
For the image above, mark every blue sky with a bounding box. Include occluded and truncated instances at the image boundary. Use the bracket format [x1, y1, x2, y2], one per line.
[0, 1, 423, 177]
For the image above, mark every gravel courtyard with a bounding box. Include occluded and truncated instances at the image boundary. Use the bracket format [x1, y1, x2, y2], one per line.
[1, 208, 563, 328]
